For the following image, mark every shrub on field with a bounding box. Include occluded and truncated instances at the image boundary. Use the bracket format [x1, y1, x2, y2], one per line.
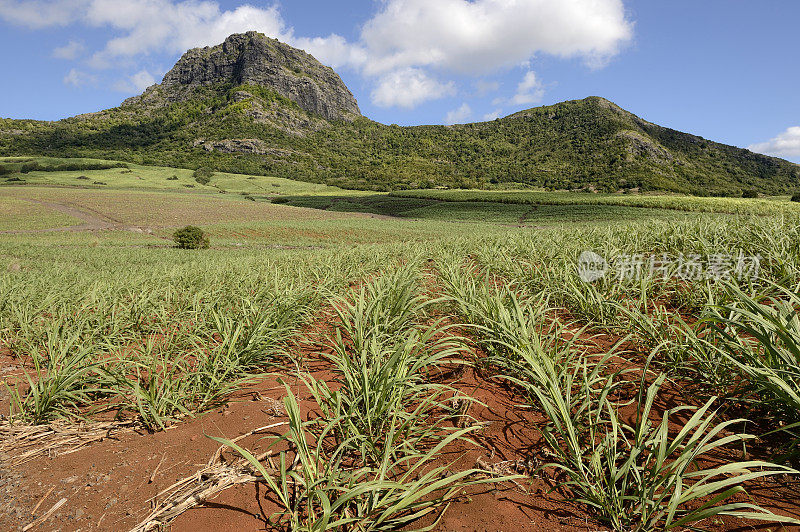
[19, 162, 40, 173]
[0, 164, 11, 176]
[742, 189, 759, 198]
[193, 166, 214, 185]
[791, 193, 800, 202]
[76, 175, 89, 180]
[173, 225, 209, 249]
[167, 175, 178, 180]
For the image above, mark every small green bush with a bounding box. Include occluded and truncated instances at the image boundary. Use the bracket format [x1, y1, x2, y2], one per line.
[791, 193, 800, 202]
[19, 162, 40, 173]
[167, 175, 178, 181]
[741, 189, 759, 198]
[173, 225, 209, 249]
[76, 175, 89, 180]
[193, 166, 214, 185]
[0, 164, 12, 176]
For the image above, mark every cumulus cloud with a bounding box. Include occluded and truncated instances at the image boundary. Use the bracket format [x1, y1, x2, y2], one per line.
[294, 35, 367, 71]
[371, 68, 456, 109]
[356, 0, 630, 107]
[53, 40, 85, 60]
[444, 103, 472, 125]
[85, 1, 289, 67]
[112, 69, 157, 93]
[63, 68, 97, 87]
[0, 0, 293, 63]
[360, 0, 632, 75]
[511, 71, 545, 105]
[749, 127, 800, 160]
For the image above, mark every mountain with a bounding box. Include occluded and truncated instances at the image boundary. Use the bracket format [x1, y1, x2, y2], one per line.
[1, 32, 797, 195]
[125, 32, 360, 122]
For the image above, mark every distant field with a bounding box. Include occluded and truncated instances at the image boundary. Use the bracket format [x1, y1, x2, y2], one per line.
[0, 186, 354, 226]
[0, 156, 351, 195]
[5, 155, 794, 226]
[0, 186, 470, 247]
[391, 188, 800, 216]
[268, 193, 692, 225]
[0, 196, 82, 230]
[1, 156, 704, 241]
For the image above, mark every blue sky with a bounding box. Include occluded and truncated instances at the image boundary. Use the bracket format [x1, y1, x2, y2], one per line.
[1, 0, 798, 162]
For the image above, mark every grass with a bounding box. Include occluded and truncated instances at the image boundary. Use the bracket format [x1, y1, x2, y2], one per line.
[702, 283, 800, 458]
[211, 385, 492, 531]
[210, 268, 512, 529]
[439, 261, 799, 528]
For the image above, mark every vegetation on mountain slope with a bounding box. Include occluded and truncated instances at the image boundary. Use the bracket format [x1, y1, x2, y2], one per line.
[1, 33, 797, 195]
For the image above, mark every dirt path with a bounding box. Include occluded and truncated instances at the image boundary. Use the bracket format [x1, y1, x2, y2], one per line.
[0, 199, 155, 234]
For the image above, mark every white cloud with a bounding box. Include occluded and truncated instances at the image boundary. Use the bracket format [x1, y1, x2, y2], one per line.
[112, 69, 157, 93]
[294, 35, 367, 70]
[0, 0, 83, 28]
[53, 40, 85, 60]
[358, 0, 630, 107]
[360, 0, 632, 75]
[483, 108, 503, 121]
[371, 68, 455, 109]
[63, 68, 97, 87]
[749, 127, 800, 160]
[444, 103, 472, 125]
[85, 1, 289, 67]
[512, 71, 545, 105]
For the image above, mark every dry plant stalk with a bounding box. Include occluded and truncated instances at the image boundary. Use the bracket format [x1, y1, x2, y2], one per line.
[0, 420, 138, 465]
[129, 421, 287, 532]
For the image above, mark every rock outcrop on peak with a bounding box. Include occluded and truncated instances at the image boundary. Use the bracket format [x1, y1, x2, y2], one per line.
[125, 31, 360, 122]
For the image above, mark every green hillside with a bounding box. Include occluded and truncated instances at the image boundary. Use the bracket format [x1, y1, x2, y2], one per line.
[1, 33, 797, 195]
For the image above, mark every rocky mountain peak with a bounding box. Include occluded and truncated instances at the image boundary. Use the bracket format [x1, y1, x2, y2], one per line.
[129, 32, 361, 122]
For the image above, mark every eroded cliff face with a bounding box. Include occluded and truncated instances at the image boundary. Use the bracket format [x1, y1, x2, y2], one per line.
[125, 31, 361, 122]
